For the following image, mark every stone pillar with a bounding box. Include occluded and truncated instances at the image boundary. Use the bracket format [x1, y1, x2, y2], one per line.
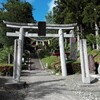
[19, 27, 24, 53]
[70, 30, 77, 60]
[13, 39, 18, 80]
[59, 29, 67, 76]
[80, 39, 90, 84]
[15, 27, 24, 82]
[16, 39, 22, 82]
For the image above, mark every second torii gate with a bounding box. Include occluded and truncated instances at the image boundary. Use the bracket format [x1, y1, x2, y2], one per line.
[3, 20, 77, 82]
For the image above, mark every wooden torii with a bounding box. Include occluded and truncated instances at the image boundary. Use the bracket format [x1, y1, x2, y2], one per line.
[3, 20, 77, 82]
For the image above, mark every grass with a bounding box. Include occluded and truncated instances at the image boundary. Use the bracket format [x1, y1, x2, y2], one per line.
[41, 56, 58, 69]
[0, 64, 13, 67]
[41, 49, 100, 74]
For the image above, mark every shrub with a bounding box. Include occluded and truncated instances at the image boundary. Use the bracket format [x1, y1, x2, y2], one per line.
[0, 64, 13, 76]
[71, 61, 81, 73]
[67, 60, 81, 74]
[51, 60, 81, 74]
[0, 46, 13, 63]
[88, 49, 100, 63]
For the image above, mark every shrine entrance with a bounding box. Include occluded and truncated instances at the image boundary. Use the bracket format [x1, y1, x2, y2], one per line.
[4, 21, 90, 84]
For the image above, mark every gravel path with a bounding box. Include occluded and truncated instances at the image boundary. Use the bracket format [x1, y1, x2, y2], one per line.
[22, 70, 81, 100]
[20, 69, 100, 100]
[0, 69, 100, 100]
[0, 53, 100, 100]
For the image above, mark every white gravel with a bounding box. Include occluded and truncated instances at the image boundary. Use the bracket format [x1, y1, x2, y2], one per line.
[0, 69, 100, 100]
[20, 69, 100, 100]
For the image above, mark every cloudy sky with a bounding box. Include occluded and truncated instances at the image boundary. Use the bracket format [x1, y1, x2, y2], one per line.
[0, 0, 55, 21]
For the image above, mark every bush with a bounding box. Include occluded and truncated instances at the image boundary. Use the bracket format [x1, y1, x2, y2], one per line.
[88, 49, 100, 63]
[0, 46, 13, 63]
[66, 60, 81, 74]
[71, 61, 81, 74]
[0, 64, 13, 76]
[51, 60, 81, 74]
[41, 51, 81, 74]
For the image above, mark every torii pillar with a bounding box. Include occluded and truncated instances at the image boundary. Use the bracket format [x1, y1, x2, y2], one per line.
[59, 29, 67, 76]
[13, 27, 24, 82]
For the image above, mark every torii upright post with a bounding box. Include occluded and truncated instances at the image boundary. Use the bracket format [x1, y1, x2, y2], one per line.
[59, 29, 67, 76]
[16, 39, 22, 82]
[13, 39, 18, 80]
[14, 27, 24, 82]
[19, 27, 24, 52]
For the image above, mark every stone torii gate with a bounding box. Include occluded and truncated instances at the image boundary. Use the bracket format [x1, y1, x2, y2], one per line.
[4, 20, 77, 82]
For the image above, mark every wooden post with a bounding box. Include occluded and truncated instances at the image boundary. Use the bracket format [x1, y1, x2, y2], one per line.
[59, 29, 67, 76]
[80, 39, 90, 84]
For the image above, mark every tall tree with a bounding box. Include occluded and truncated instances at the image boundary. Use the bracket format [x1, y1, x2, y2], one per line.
[52, 0, 100, 34]
[46, 11, 54, 24]
[0, 0, 35, 46]
[2, 0, 35, 23]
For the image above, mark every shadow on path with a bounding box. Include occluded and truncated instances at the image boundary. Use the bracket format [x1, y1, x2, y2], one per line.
[26, 78, 66, 99]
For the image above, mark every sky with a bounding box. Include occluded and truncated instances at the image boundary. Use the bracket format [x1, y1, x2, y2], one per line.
[0, 0, 55, 21]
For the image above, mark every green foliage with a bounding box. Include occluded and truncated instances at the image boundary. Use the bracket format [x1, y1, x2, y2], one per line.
[89, 49, 99, 56]
[82, 3, 95, 24]
[97, 35, 100, 47]
[2, 0, 34, 23]
[0, 64, 13, 76]
[37, 47, 52, 59]
[53, 0, 85, 24]
[49, 0, 100, 36]
[49, 38, 59, 51]
[41, 55, 81, 74]
[70, 61, 81, 74]
[41, 56, 57, 69]
[86, 33, 96, 45]
[0, 0, 35, 47]
[45, 11, 54, 24]
[88, 49, 100, 63]
[0, 46, 13, 63]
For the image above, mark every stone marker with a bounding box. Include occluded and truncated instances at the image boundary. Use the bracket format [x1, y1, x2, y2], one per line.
[88, 55, 96, 73]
